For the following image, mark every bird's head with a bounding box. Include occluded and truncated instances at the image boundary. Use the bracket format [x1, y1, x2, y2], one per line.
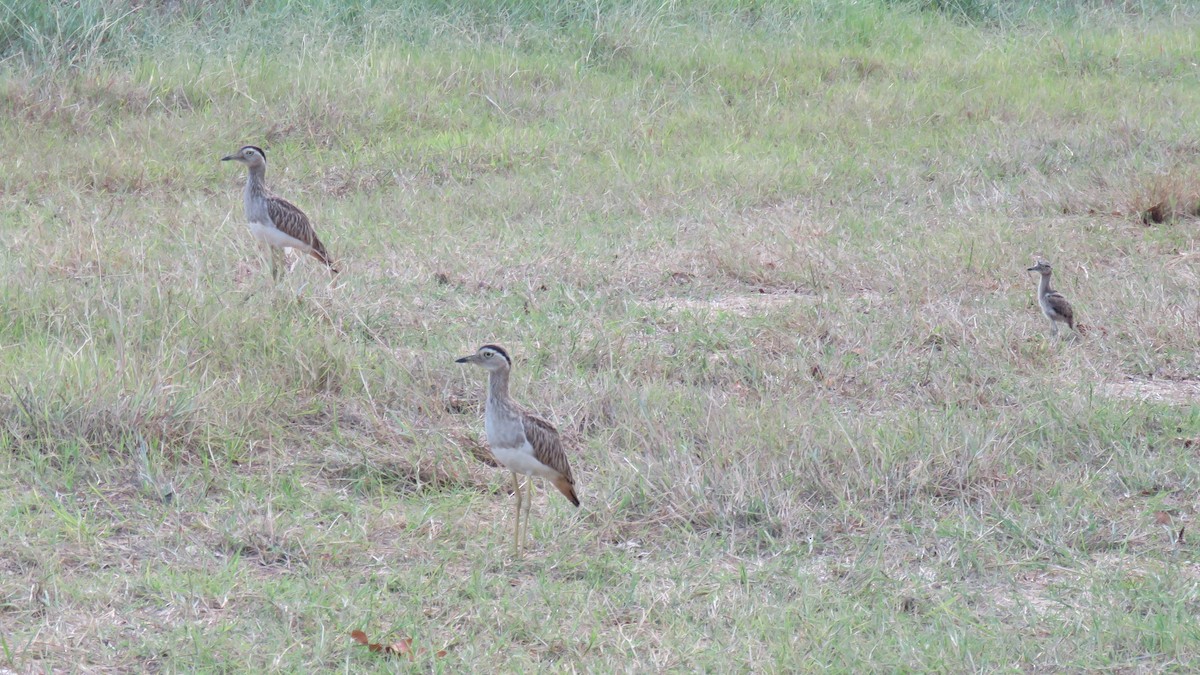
[455, 344, 511, 372]
[1026, 260, 1052, 275]
[221, 145, 267, 168]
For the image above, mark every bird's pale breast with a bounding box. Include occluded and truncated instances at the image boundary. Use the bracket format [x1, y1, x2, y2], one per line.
[248, 221, 310, 251]
[491, 441, 559, 479]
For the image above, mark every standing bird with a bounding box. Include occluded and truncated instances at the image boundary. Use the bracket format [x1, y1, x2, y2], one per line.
[221, 145, 338, 279]
[1026, 260, 1075, 337]
[455, 345, 579, 555]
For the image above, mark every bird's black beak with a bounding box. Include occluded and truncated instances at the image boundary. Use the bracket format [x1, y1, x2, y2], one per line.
[1026, 266, 1037, 272]
[455, 356, 473, 364]
[220, 154, 237, 162]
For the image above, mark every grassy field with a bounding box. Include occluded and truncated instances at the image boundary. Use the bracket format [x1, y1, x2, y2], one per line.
[2, 0, 1200, 671]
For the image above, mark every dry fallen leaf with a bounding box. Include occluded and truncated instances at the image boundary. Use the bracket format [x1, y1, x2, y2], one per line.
[391, 637, 414, 658]
[350, 630, 376, 651]
[351, 630, 448, 661]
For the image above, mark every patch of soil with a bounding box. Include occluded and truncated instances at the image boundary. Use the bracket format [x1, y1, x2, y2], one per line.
[1099, 379, 1200, 405]
[647, 290, 816, 318]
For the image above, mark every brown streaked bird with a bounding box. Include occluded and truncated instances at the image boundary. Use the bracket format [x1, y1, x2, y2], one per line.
[1027, 260, 1075, 337]
[455, 344, 579, 555]
[221, 145, 338, 279]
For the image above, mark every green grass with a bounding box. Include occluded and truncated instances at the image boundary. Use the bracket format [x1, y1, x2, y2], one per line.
[3, 0, 1200, 671]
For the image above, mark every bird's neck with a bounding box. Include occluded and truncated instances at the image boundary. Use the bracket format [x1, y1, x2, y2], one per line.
[486, 369, 511, 408]
[1037, 273, 1052, 297]
[244, 164, 268, 195]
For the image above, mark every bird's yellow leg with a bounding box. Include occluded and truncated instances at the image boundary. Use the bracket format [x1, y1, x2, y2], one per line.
[522, 477, 536, 547]
[511, 471, 522, 557]
[271, 247, 284, 282]
[256, 242, 271, 281]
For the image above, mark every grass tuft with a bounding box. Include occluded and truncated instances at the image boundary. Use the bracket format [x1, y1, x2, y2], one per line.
[2, 1, 1200, 671]
[1136, 168, 1200, 225]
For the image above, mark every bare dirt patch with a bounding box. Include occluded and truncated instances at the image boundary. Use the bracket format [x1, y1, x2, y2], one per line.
[1098, 379, 1200, 405]
[993, 567, 1066, 618]
[646, 290, 817, 318]
[319, 444, 498, 496]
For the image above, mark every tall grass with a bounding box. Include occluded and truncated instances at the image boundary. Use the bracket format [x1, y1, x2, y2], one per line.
[2, 0, 1200, 671]
[3, 0, 1196, 70]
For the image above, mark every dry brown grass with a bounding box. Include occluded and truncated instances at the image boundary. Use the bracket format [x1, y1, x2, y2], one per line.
[2, 3, 1200, 672]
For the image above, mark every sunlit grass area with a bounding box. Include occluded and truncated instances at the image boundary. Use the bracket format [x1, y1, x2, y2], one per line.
[2, 1, 1200, 670]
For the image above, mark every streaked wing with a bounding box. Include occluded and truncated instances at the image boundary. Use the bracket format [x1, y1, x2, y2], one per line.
[266, 194, 336, 267]
[523, 413, 574, 483]
[267, 196, 318, 249]
[267, 195, 335, 268]
[1046, 291, 1073, 322]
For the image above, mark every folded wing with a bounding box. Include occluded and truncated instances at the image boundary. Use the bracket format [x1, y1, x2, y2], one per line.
[1046, 291, 1074, 328]
[268, 196, 338, 273]
[523, 413, 579, 507]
